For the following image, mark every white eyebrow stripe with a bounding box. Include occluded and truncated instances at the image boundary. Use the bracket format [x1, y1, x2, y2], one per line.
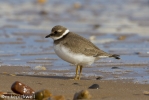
[51, 29, 69, 40]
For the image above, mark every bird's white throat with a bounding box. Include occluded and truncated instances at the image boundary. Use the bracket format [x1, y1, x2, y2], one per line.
[51, 29, 69, 40]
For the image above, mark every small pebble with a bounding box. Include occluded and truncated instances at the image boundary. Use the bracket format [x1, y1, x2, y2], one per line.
[134, 52, 141, 55]
[34, 66, 46, 70]
[35, 89, 52, 100]
[143, 91, 149, 95]
[73, 90, 91, 100]
[37, 82, 42, 85]
[73, 83, 79, 85]
[117, 36, 126, 40]
[11, 81, 35, 95]
[111, 67, 120, 69]
[39, 11, 48, 15]
[93, 24, 101, 29]
[96, 76, 102, 80]
[88, 84, 99, 89]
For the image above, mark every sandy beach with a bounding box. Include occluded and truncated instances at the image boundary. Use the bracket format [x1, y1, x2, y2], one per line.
[0, 72, 149, 100]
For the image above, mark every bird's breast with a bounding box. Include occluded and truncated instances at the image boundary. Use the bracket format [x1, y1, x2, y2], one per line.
[53, 44, 95, 65]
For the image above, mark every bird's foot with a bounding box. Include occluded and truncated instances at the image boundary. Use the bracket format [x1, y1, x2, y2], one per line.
[68, 76, 80, 80]
[74, 77, 80, 80]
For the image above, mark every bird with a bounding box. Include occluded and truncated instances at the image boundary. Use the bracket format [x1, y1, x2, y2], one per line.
[45, 25, 120, 80]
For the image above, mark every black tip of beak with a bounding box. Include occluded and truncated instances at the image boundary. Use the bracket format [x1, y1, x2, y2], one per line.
[45, 34, 50, 38]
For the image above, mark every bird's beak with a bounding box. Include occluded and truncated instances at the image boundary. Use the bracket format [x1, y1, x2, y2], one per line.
[45, 34, 50, 38]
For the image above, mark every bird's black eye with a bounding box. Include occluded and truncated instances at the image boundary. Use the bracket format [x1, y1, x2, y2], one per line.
[54, 31, 58, 34]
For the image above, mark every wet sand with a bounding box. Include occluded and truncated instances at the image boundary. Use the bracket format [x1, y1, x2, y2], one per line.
[0, 74, 149, 100]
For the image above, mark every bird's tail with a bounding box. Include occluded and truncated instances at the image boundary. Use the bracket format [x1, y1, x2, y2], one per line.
[109, 54, 120, 59]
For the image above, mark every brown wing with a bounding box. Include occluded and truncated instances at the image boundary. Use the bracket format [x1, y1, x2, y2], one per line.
[61, 32, 111, 57]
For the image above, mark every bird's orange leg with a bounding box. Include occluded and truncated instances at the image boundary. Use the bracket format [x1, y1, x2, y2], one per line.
[74, 65, 79, 80]
[74, 65, 83, 80]
[78, 65, 83, 80]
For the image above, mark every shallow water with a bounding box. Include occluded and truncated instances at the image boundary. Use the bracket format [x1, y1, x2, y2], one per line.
[0, 0, 149, 84]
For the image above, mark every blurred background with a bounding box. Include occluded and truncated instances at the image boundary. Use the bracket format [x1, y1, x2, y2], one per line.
[0, 0, 149, 83]
[0, 0, 149, 34]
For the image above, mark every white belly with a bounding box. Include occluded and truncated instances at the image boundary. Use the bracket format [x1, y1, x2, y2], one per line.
[54, 44, 96, 65]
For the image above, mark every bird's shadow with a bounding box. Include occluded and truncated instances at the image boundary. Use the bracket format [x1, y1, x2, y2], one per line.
[16, 74, 71, 80]
[16, 74, 90, 80]
[0, 73, 93, 80]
